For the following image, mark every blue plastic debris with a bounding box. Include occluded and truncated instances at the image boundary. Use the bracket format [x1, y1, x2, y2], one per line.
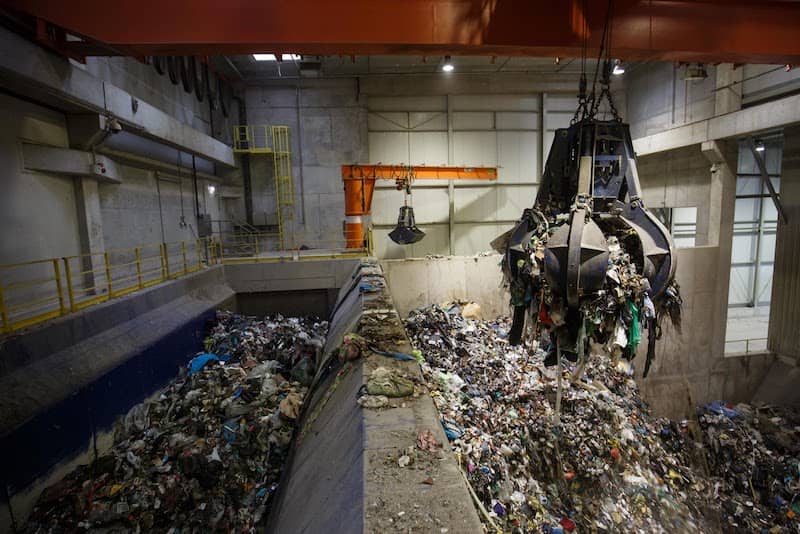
[188, 352, 229, 375]
[702, 400, 740, 418]
[358, 282, 379, 293]
[370, 347, 416, 361]
[492, 500, 506, 517]
[222, 418, 239, 443]
[442, 418, 464, 440]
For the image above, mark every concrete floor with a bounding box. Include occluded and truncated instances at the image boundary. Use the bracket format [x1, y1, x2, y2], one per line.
[725, 306, 771, 354]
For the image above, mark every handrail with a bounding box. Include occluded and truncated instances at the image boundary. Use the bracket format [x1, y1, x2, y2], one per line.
[212, 218, 259, 235]
[0, 234, 369, 335]
[0, 237, 218, 335]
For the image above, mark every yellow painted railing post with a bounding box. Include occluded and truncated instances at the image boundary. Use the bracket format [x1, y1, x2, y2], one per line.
[196, 239, 202, 269]
[104, 252, 113, 295]
[182, 241, 188, 275]
[0, 277, 8, 333]
[53, 258, 66, 315]
[63, 258, 76, 312]
[135, 247, 143, 288]
[162, 243, 171, 279]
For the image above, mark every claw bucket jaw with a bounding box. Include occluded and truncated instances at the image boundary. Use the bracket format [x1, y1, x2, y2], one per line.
[389, 205, 425, 245]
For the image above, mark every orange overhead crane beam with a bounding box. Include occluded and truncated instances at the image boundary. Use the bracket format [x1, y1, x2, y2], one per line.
[5, 0, 800, 63]
[342, 164, 497, 249]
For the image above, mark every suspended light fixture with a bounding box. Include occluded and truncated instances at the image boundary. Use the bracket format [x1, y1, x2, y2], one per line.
[612, 59, 625, 75]
[441, 56, 454, 72]
[682, 63, 708, 81]
[207, 185, 216, 195]
[754, 139, 766, 152]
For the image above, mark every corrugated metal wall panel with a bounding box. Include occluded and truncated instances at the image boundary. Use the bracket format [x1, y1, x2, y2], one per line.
[768, 130, 800, 359]
[368, 93, 546, 258]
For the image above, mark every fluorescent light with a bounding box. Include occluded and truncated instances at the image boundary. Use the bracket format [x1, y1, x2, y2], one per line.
[754, 140, 766, 152]
[442, 55, 454, 72]
[253, 54, 301, 61]
[612, 59, 625, 75]
[207, 185, 216, 195]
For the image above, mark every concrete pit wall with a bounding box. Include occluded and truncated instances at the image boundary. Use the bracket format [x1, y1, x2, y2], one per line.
[0, 266, 235, 530]
[0, 257, 361, 530]
[268, 258, 482, 533]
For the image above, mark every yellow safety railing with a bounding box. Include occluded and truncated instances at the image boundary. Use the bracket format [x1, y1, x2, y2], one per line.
[0, 230, 369, 335]
[231, 125, 296, 250]
[212, 230, 368, 264]
[0, 238, 219, 335]
[233, 125, 274, 154]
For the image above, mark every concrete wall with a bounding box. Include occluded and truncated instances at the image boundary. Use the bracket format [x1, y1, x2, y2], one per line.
[0, 26, 238, 277]
[0, 94, 82, 264]
[244, 79, 368, 238]
[80, 57, 236, 142]
[626, 62, 800, 143]
[637, 145, 715, 245]
[626, 63, 717, 140]
[382, 254, 509, 318]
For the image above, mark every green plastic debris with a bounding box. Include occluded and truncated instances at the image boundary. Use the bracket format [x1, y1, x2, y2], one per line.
[627, 300, 641, 351]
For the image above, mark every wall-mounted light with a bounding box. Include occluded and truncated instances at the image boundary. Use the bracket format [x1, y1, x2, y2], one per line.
[253, 54, 301, 61]
[207, 185, 216, 195]
[441, 56, 454, 72]
[682, 63, 708, 81]
[754, 139, 766, 152]
[612, 59, 625, 76]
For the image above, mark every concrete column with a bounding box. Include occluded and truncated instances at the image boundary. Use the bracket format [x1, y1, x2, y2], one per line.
[74, 177, 106, 292]
[714, 64, 743, 116]
[701, 139, 738, 358]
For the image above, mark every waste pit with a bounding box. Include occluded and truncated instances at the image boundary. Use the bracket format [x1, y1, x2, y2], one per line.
[402, 302, 800, 534]
[23, 310, 327, 532]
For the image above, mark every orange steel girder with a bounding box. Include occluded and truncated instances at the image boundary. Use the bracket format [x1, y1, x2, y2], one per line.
[4, 0, 800, 63]
[342, 164, 497, 248]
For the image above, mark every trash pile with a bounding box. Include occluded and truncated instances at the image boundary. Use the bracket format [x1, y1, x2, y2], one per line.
[698, 401, 800, 532]
[406, 302, 707, 533]
[25, 311, 327, 532]
[499, 210, 683, 377]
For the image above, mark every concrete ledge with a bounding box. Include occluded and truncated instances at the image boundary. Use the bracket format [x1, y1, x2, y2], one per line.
[633, 92, 800, 156]
[268, 259, 482, 533]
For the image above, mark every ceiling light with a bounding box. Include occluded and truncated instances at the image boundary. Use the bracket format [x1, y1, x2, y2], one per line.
[253, 53, 301, 61]
[754, 139, 766, 152]
[612, 59, 625, 75]
[207, 185, 216, 195]
[441, 56, 454, 72]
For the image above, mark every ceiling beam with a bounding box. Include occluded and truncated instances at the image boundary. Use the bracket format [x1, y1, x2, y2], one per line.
[4, 0, 800, 63]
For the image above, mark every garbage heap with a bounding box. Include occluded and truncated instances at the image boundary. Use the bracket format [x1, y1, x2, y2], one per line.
[405, 303, 710, 533]
[697, 401, 800, 532]
[25, 311, 327, 532]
